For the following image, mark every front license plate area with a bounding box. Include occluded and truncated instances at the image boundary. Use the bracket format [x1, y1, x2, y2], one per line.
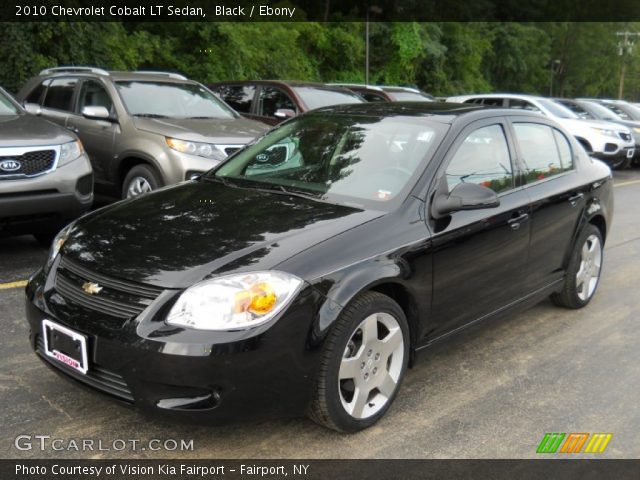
[627, 148, 635, 158]
[42, 319, 88, 375]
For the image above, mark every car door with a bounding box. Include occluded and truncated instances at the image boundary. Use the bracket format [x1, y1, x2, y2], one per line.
[66, 79, 119, 183]
[428, 120, 531, 337]
[509, 118, 588, 292]
[255, 85, 298, 125]
[40, 77, 78, 127]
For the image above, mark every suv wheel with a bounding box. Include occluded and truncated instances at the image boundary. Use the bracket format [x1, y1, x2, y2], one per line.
[123, 165, 162, 199]
[309, 292, 409, 432]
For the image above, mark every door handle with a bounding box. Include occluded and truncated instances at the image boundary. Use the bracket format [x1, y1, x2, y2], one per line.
[568, 193, 584, 206]
[507, 213, 529, 230]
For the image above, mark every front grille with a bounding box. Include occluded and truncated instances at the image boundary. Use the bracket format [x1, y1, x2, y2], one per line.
[35, 334, 134, 403]
[618, 132, 632, 142]
[0, 149, 56, 177]
[54, 256, 163, 321]
[224, 147, 241, 156]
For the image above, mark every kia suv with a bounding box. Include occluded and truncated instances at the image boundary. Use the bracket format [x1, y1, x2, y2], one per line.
[0, 85, 92, 243]
[18, 68, 268, 199]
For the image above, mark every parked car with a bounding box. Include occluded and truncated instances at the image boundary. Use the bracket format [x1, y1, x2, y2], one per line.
[331, 84, 434, 102]
[26, 102, 612, 432]
[17, 67, 268, 199]
[584, 98, 640, 122]
[554, 98, 640, 167]
[0, 85, 92, 243]
[209, 80, 363, 125]
[448, 94, 635, 169]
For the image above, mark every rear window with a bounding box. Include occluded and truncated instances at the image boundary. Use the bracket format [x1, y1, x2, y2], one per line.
[43, 78, 77, 111]
[293, 87, 363, 110]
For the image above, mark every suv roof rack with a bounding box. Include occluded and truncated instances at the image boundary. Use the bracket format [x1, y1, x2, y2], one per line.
[133, 71, 188, 81]
[39, 66, 110, 76]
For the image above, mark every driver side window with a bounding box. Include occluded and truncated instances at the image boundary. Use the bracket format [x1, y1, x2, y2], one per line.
[445, 124, 514, 194]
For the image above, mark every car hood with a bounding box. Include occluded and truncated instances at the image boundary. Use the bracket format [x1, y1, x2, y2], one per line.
[132, 116, 268, 144]
[61, 181, 382, 288]
[0, 114, 75, 147]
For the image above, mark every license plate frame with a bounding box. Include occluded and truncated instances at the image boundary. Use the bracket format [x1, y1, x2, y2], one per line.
[42, 319, 88, 375]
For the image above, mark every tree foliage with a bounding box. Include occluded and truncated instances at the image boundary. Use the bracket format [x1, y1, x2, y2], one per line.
[1, 21, 639, 100]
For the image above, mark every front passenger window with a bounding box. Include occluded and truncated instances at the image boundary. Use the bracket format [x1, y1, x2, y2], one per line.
[78, 80, 113, 114]
[445, 124, 514, 194]
[259, 87, 295, 118]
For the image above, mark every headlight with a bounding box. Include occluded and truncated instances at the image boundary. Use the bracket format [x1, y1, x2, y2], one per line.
[45, 223, 74, 271]
[166, 137, 227, 161]
[59, 140, 84, 164]
[590, 127, 618, 138]
[166, 271, 303, 331]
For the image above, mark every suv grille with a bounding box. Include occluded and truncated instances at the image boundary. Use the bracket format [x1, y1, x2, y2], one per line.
[54, 256, 163, 321]
[35, 334, 134, 403]
[0, 149, 56, 177]
[618, 132, 632, 142]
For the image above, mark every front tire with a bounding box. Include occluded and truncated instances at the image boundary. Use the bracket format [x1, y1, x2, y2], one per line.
[551, 224, 603, 309]
[122, 165, 162, 199]
[309, 292, 409, 432]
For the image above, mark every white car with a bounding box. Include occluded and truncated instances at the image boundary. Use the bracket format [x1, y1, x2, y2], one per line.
[446, 93, 635, 169]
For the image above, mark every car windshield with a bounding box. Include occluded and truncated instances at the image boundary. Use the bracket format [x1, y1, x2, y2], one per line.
[209, 114, 446, 209]
[537, 98, 579, 119]
[293, 87, 363, 110]
[390, 91, 433, 102]
[0, 90, 20, 115]
[580, 101, 623, 120]
[115, 81, 235, 119]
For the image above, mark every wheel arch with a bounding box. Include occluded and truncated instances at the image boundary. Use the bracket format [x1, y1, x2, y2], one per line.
[115, 154, 165, 194]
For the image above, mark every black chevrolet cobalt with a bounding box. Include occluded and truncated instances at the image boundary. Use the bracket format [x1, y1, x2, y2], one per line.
[26, 103, 613, 432]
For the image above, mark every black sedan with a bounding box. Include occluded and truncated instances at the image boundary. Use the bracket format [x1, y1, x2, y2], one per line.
[25, 103, 613, 432]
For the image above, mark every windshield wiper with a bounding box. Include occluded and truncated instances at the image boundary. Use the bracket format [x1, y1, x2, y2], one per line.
[133, 113, 171, 119]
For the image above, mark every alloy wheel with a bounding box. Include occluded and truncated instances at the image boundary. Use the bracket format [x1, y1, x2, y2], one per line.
[338, 312, 404, 419]
[126, 176, 153, 198]
[576, 234, 602, 301]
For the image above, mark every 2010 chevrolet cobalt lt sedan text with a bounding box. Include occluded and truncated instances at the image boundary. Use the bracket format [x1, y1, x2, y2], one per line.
[25, 103, 613, 432]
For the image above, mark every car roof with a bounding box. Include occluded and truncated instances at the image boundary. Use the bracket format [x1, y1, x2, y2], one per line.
[308, 101, 536, 124]
[211, 80, 351, 91]
[331, 84, 424, 93]
[37, 67, 194, 84]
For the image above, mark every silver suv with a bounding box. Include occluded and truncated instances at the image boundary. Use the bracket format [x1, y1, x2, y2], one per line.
[18, 68, 268, 199]
[0, 86, 92, 243]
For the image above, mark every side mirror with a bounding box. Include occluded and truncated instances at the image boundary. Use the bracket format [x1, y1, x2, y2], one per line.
[274, 108, 295, 119]
[82, 106, 111, 120]
[432, 182, 500, 219]
[24, 103, 42, 116]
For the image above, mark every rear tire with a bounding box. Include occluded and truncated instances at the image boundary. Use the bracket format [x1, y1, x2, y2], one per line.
[122, 165, 162, 199]
[551, 224, 603, 309]
[309, 292, 409, 432]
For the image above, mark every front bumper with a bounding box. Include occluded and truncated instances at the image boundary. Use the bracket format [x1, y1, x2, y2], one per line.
[25, 266, 325, 423]
[0, 153, 93, 234]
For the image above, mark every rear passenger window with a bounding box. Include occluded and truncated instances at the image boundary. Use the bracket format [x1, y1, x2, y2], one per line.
[481, 98, 505, 107]
[513, 123, 573, 183]
[445, 124, 514, 194]
[508, 99, 540, 112]
[217, 85, 255, 113]
[25, 81, 47, 104]
[43, 78, 77, 111]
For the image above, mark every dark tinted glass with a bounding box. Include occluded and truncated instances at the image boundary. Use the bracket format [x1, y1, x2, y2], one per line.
[361, 92, 386, 102]
[43, 78, 77, 111]
[25, 81, 47, 104]
[217, 85, 256, 113]
[259, 87, 295, 117]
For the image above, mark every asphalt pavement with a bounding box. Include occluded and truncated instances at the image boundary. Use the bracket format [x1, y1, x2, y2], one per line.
[1, 170, 639, 459]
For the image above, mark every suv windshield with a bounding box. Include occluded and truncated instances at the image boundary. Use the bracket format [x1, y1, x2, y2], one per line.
[293, 87, 363, 110]
[537, 98, 578, 119]
[116, 81, 235, 119]
[0, 89, 20, 115]
[390, 91, 433, 102]
[210, 114, 446, 209]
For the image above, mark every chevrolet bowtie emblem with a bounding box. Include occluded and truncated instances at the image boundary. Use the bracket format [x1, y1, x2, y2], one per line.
[82, 282, 103, 295]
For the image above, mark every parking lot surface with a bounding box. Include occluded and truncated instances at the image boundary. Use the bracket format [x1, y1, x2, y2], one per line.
[1, 170, 639, 459]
